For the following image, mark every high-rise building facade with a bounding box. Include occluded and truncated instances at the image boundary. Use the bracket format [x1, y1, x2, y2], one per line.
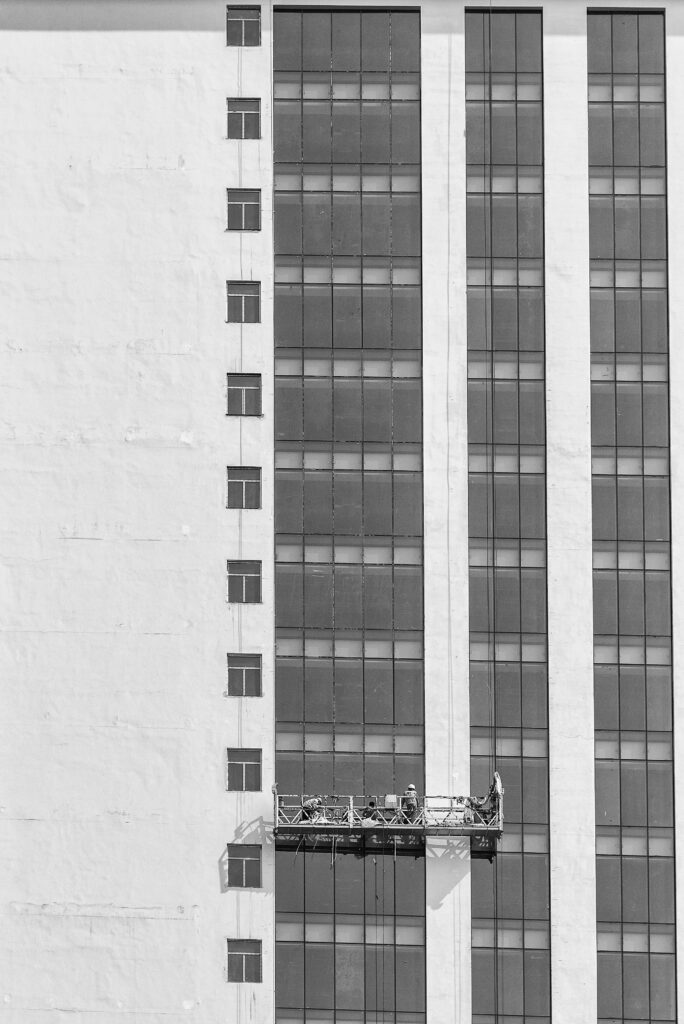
[1, 3, 683, 1024]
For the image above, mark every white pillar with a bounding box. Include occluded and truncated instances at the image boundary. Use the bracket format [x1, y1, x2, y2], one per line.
[544, 7, 598, 1022]
[223, 4, 276, 1021]
[422, 4, 471, 1021]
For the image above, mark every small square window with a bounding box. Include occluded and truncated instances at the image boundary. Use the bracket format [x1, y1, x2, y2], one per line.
[227, 939, 262, 982]
[227, 467, 261, 509]
[227, 189, 261, 231]
[226, 844, 262, 887]
[227, 98, 261, 140]
[227, 654, 262, 696]
[226, 7, 261, 47]
[227, 748, 262, 791]
[227, 374, 262, 416]
[227, 560, 262, 603]
[227, 281, 260, 323]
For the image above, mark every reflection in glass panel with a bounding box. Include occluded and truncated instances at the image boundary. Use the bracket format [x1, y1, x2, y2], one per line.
[274, 10, 425, 1021]
[465, 10, 550, 1023]
[588, 12, 675, 1021]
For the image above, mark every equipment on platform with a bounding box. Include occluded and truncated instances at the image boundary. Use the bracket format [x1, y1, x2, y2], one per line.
[272, 772, 503, 850]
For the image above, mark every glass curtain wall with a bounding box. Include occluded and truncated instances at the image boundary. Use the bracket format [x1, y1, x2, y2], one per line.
[276, 847, 425, 1023]
[465, 11, 551, 1024]
[273, 11, 425, 1022]
[588, 13, 676, 1023]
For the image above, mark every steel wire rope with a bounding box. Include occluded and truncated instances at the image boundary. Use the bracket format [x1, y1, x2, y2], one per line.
[325, 8, 342, 832]
[385, 30, 394, 1024]
[358, 7, 370, 820]
[373, 854, 379, 1021]
[482, 5, 496, 801]
[470, 8, 497, 811]
[381, 846, 387, 1024]
[388, 9, 398, 828]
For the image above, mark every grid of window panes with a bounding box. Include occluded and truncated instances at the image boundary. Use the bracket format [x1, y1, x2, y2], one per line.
[226, 844, 262, 888]
[227, 939, 262, 982]
[227, 373, 262, 416]
[276, 846, 425, 1023]
[465, 12, 550, 1024]
[588, 13, 676, 1023]
[227, 653, 262, 697]
[227, 98, 261, 140]
[273, 10, 425, 1024]
[226, 7, 261, 48]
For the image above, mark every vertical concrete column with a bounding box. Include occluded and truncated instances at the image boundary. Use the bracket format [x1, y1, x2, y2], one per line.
[222, 2, 275, 1020]
[665, 9, 684, 1018]
[544, 7, 597, 1022]
[422, 4, 471, 1021]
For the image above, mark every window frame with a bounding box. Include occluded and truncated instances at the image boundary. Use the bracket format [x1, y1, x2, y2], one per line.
[227, 373, 262, 417]
[227, 747, 262, 791]
[226, 6, 261, 47]
[227, 560, 262, 603]
[227, 188, 262, 232]
[227, 280, 261, 323]
[227, 98, 261, 140]
[226, 844, 262, 888]
[227, 466, 262, 509]
[227, 653, 262, 696]
[226, 938, 262, 982]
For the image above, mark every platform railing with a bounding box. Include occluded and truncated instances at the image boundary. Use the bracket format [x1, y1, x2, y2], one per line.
[272, 774, 503, 839]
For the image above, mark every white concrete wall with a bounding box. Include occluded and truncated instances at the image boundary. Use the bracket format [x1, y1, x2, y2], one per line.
[0, 2, 274, 1021]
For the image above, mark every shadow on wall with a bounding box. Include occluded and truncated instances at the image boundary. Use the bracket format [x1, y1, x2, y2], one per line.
[218, 816, 271, 894]
[0, 0, 220, 31]
[425, 838, 470, 910]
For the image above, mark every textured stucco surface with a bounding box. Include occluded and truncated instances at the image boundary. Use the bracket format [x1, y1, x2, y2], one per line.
[0, 2, 274, 1020]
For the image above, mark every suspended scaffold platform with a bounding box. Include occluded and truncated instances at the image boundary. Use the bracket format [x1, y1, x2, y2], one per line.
[273, 773, 503, 845]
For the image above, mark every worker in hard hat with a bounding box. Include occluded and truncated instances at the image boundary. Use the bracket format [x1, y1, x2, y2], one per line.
[301, 796, 323, 821]
[402, 783, 419, 823]
[361, 798, 379, 826]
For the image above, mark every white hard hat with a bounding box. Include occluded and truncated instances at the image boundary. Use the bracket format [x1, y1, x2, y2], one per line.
[407, 784, 416, 790]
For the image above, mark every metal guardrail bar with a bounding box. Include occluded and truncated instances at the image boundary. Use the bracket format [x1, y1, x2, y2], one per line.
[272, 774, 504, 839]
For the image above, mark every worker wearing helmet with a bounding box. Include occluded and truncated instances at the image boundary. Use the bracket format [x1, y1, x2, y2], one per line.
[301, 796, 323, 821]
[361, 799, 379, 827]
[402, 783, 419, 823]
